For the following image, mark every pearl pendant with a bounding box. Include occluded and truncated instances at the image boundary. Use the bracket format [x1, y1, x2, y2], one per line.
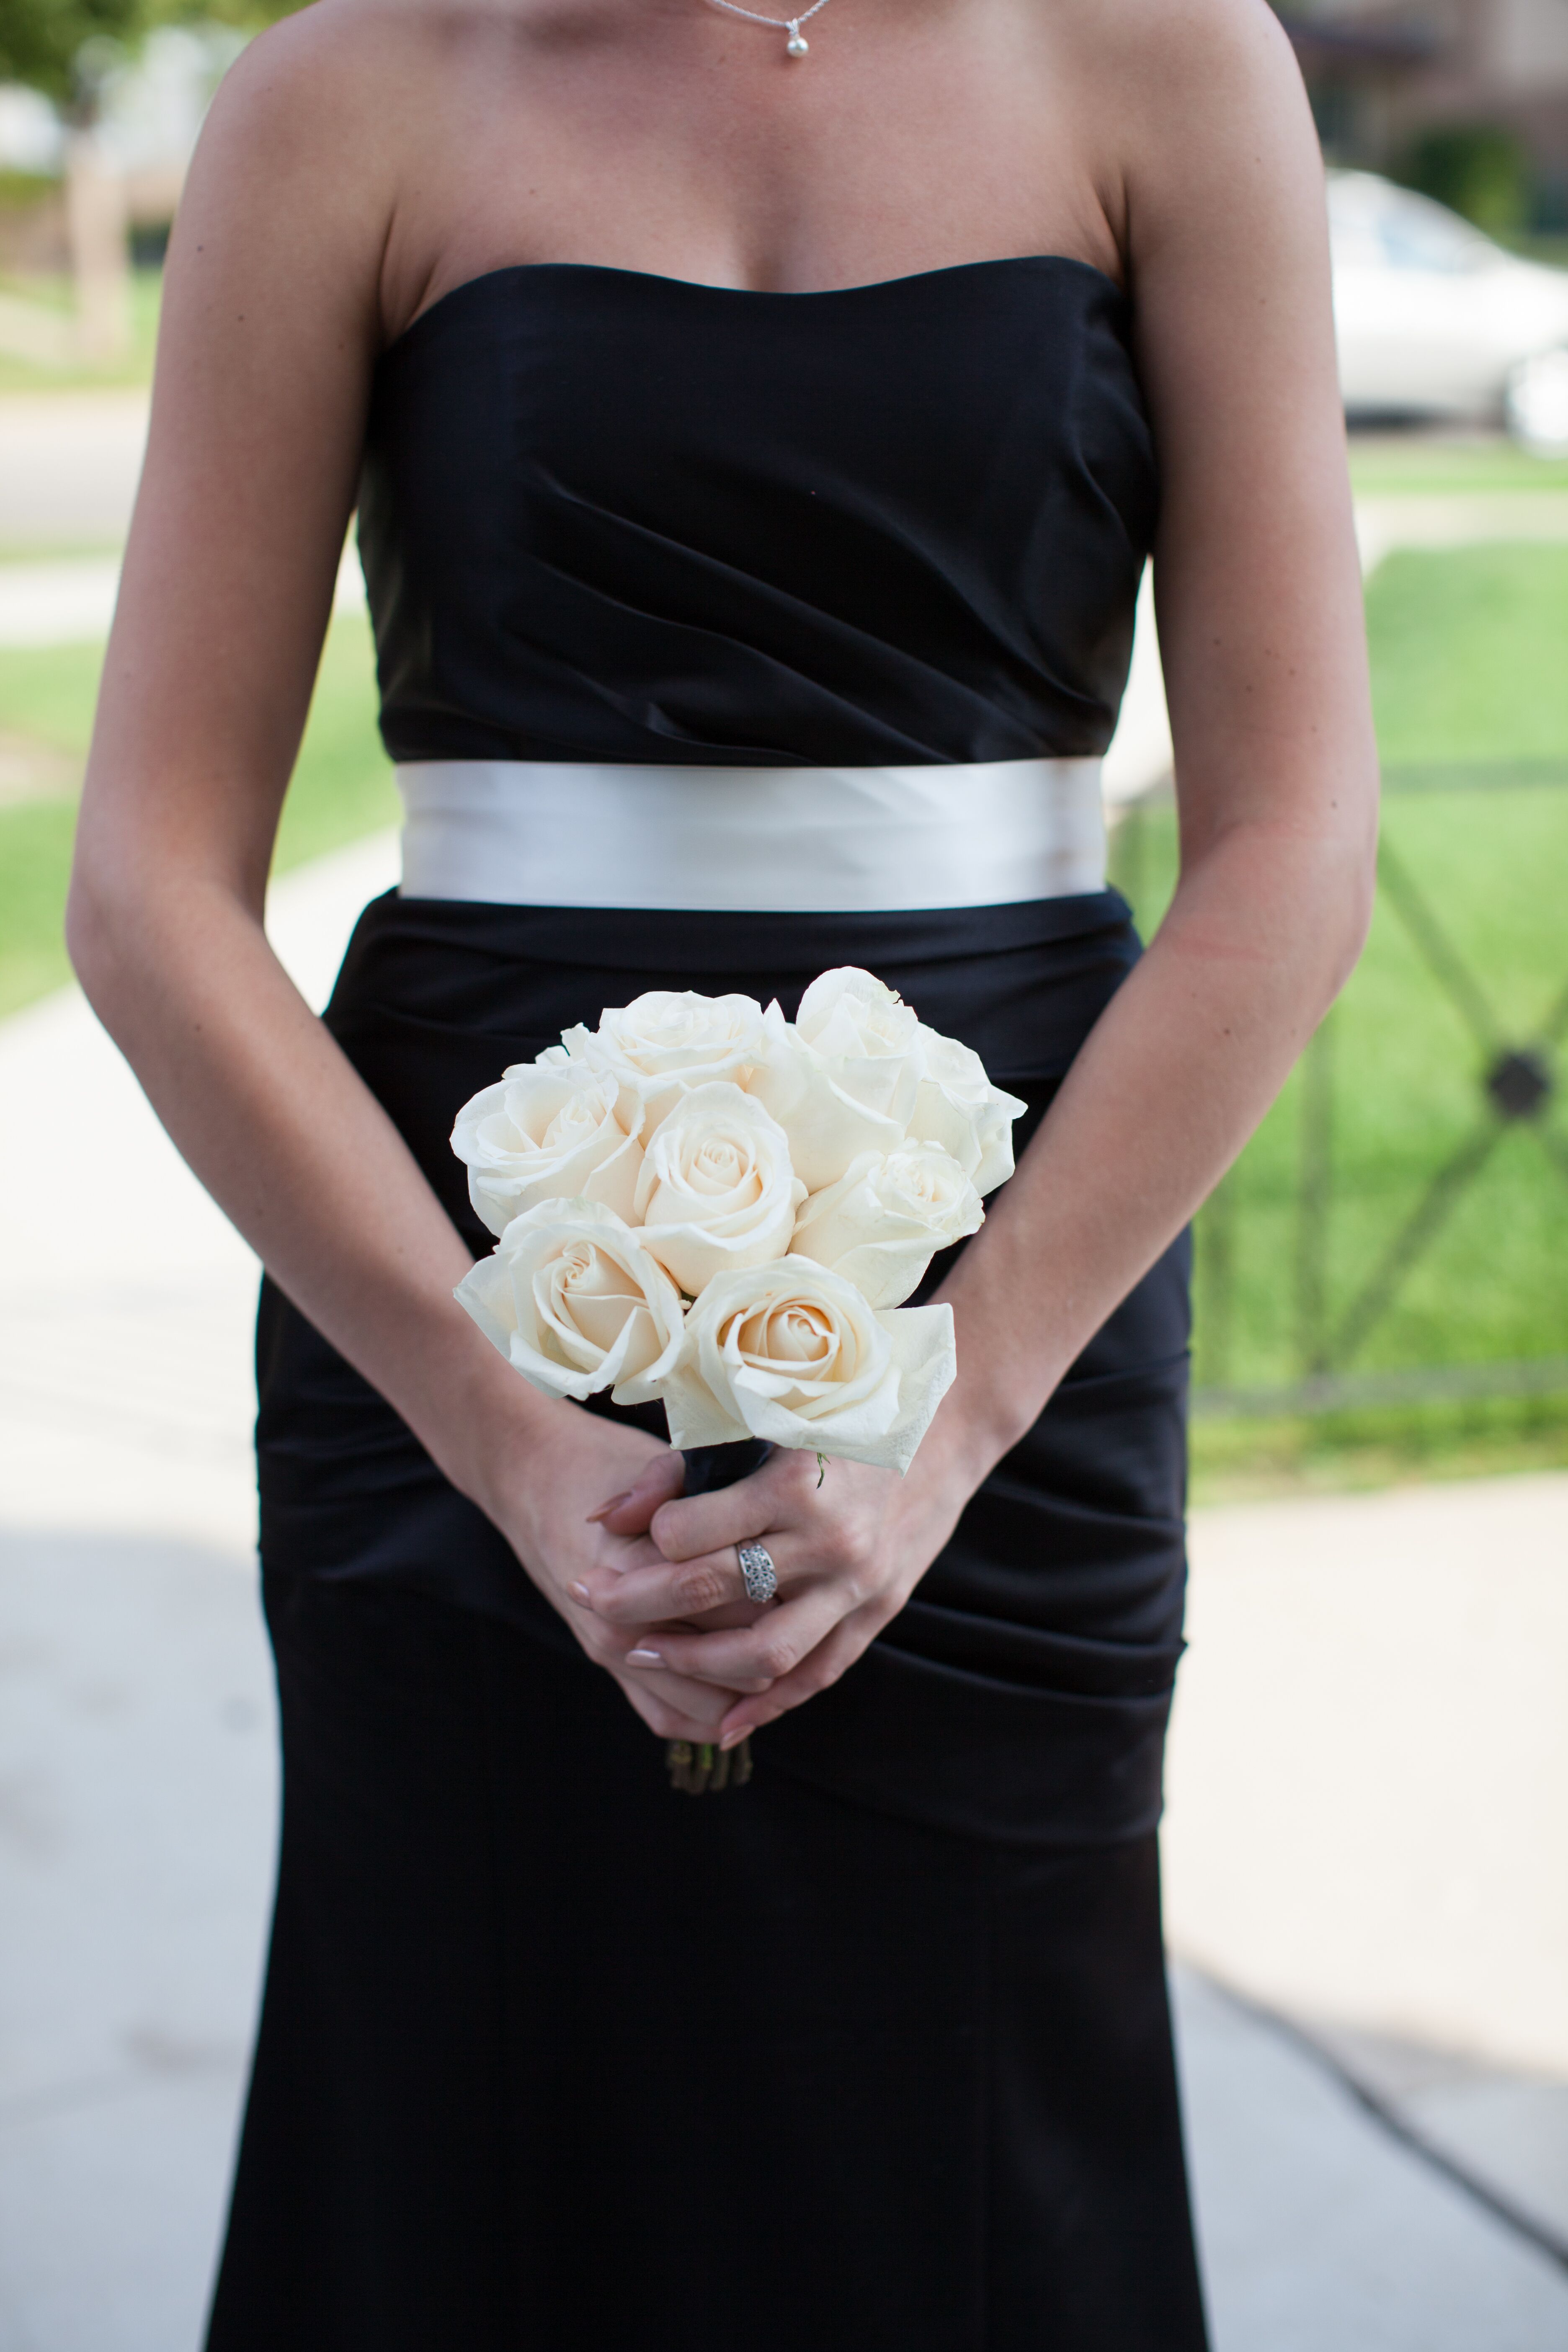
[786, 20, 808, 52]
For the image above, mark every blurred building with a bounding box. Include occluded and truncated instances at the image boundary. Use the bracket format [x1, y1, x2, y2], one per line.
[1282, 0, 1568, 221]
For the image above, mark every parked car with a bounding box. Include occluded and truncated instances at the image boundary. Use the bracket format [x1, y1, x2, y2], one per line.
[1328, 170, 1568, 451]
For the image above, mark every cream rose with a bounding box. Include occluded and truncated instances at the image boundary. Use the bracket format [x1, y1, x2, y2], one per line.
[794, 967, 923, 1111]
[633, 1082, 805, 1296]
[907, 1024, 1028, 1194]
[661, 1259, 956, 1473]
[454, 1199, 684, 1406]
[789, 1143, 984, 1308]
[747, 968, 925, 1192]
[560, 989, 768, 1132]
[451, 1062, 643, 1237]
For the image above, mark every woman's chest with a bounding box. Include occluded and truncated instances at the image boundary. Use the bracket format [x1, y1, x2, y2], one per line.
[374, 0, 1124, 343]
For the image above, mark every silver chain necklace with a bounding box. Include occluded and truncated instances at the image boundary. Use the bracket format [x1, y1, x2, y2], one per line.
[703, 0, 832, 56]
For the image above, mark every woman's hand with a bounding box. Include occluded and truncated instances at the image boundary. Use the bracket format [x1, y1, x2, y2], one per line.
[487, 1408, 769, 1744]
[571, 1431, 976, 1750]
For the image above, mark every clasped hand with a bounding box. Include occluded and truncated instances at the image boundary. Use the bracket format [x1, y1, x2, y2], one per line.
[570, 1442, 967, 1751]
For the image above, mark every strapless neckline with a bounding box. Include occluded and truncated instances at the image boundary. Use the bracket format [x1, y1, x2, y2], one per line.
[359, 249, 1155, 769]
[385, 251, 1124, 363]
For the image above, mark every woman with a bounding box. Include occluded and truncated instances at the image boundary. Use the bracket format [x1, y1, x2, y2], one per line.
[68, 0, 1375, 2334]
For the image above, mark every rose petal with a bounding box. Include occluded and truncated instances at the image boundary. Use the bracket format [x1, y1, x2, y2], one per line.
[451, 1065, 645, 1235]
[746, 1008, 908, 1191]
[454, 1198, 686, 1407]
[663, 1259, 956, 1473]
[908, 1024, 1028, 1196]
[789, 1143, 984, 1306]
[560, 990, 768, 1134]
[633, 1081, 805, 1295]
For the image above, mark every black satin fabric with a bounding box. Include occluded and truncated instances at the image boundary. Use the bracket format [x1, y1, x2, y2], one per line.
[257, 889, 1190, 1848]
[358, 258, 1157, 768]
[224, 254, 1212, 2342]
[205, 1574, 1210, 2352]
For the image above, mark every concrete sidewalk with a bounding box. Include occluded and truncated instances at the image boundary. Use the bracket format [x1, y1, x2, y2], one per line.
[0, 393, 150, 554]
[2, 836, 1566, 2347]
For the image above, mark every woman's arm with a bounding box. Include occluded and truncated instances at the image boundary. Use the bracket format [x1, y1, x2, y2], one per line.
[67, 16, 746, 1743]
[934, 0, 1379, 1473]
[580, 0, 1378, 1739]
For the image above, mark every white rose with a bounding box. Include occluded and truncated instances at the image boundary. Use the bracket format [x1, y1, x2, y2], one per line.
[661, 1258, 957, 1475]
[633, 1082, 805, 1296]
[454, 1198, 684, 1406]
[789, 1143, 984, 1308]
[560, 989, 768, 1132]
[451, 1062, 643, 1237]
[793, 967, 923, 1114]
[747, 966, 925, 1191]
[907, 1024, 1029, 1194]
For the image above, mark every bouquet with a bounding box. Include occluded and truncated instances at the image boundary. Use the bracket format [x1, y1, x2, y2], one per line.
[449, 967, 1025, 1780]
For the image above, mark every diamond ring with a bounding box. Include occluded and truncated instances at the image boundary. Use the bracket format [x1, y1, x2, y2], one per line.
[738, 1541, 779, 1605]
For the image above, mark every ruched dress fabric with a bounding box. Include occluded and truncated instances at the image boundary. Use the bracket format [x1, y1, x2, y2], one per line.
[206, 260, 1210, 2352]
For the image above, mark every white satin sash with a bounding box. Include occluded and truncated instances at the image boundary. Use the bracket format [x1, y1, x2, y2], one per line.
[395, 757, 1106, 913]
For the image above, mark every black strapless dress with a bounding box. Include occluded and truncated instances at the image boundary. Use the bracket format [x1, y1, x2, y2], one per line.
[206, 260, 1210, 2352]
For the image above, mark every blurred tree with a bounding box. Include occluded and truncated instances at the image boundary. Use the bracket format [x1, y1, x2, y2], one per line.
[0, 0, 149, 107]
[0, 0, 304, 104]
[1, 0, 155, 353]
[0, 0, 305, 356]
[1403, 124, 1534, 240]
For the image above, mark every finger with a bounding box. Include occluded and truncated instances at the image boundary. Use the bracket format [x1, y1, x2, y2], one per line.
[648, 1448, 820, 1562]
[609, 1663, 743, 1740]
[716, 1610, 881, 1745]
[601, 1625, 753, 1714]
[637, 1583, 847, 1692]
[584, 1533, 801, 1627]
[622, 1631, 776, 1695]
[586, 1449, 686, 1537]
[609, 1672, 720, 1745]
[565, 1529, 675, 1610]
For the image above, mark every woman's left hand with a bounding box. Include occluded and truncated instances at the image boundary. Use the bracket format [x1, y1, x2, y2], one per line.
[570, 1437, 975, 1749]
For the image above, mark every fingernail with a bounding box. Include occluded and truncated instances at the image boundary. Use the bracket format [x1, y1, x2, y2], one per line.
[720, 1727, 748, 1751]
[569, 1581, 592, 1606]
[585, 1492, 633, 1523]
[626, 1646, 663, 1666]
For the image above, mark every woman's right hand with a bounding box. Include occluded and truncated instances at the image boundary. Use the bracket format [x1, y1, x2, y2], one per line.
[487, 1402, 767, 1743]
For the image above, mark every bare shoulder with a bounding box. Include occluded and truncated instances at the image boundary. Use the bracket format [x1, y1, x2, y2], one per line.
[196, 0, 446, 155]
[178, 0, 547, 347]
[173, 0, 464, 302]
[1045, 0, 1323, 273]
[142, 0, 480, 516]
[1080, 0, 1301, 97]
[188, 7, 335, 188]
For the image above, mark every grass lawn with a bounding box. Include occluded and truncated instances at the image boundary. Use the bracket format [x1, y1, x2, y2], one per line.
[1347, 434, 1568, 497]
[1115, 540, 1568, 1493]
[0, 610, 397, 1018]
[1366, 542, 1568, 759]
[1118, 774, 1568, 1375]
[1190, 1391, 1568, 1505]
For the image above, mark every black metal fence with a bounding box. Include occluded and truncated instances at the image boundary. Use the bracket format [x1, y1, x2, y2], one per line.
[1109, 760, 1568, 1416]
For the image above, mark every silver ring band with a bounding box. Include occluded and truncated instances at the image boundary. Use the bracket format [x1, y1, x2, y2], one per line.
[738, 1542, 779, 1605]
